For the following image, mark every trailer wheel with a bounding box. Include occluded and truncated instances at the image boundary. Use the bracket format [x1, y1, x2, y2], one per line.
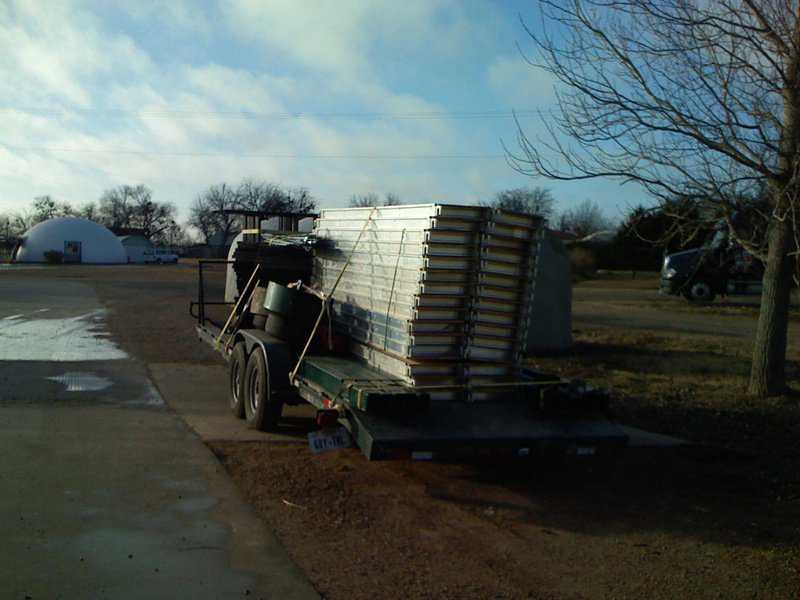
[229, 342, 247, 418]
[243, 347, 283, 431]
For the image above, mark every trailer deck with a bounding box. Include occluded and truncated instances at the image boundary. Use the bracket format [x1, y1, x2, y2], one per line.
[196, 321, 629, 459]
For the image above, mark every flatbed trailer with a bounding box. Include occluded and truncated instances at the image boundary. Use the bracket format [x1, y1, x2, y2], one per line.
[189, 208, 629, 461]
[193, 316, 629, 461]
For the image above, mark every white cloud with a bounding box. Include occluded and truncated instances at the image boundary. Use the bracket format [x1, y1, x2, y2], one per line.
[226, 0, 373, 75]
[1, 24, 92, 106]
[118, 1, 214, 37]
[0, 1, 153, 109]
[487, 54, 557, 110]
[183, 65, 294, 113]
[224, 0, 483, 78]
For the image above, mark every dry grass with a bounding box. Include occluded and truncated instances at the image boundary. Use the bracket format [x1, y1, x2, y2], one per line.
[532, 326, 800, 500]
[614, 297, 800, 319]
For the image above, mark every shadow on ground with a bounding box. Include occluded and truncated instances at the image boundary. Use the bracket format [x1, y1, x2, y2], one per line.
[439, 448, 800, 547]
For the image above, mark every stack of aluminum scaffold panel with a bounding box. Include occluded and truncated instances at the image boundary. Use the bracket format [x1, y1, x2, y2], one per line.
[311, 204, 544, 401]
[464, 209, 544, 366]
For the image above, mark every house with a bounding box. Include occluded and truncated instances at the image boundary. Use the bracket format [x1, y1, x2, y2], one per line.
[118, 234, 154, 264]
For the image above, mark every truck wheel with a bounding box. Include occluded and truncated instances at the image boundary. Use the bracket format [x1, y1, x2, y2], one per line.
[229, 342, 247, 418]
[243, 347, 283, 431]
[685, 280, 716, 303]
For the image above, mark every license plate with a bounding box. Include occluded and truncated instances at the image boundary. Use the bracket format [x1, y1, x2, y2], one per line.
[308, 426, 352, 454]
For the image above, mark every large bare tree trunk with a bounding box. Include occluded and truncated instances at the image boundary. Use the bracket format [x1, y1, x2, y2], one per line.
[750, 33, 799, 397]
[749, 216, 793, 396]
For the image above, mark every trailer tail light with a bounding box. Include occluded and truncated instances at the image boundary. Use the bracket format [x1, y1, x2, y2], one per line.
[315, 409, 340, 428]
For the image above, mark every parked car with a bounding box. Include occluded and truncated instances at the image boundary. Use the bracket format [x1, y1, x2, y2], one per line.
[144, 248, 179, 264]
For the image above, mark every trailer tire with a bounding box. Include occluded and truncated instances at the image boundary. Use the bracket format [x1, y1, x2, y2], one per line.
[229, 342, 247, 418]
[243, 347, 283, 431]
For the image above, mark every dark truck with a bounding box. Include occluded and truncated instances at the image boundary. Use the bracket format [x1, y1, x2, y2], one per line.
[660, 227, 764, 303]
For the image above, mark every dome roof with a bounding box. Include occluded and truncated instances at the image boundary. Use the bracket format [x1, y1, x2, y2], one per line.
[15, 217, 127, 264]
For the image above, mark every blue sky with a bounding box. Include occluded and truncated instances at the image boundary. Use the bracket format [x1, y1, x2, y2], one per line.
[0, 0, 647, 225]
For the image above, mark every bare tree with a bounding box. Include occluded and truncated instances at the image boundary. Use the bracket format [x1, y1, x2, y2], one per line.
[189, 183, 239, 244]
[349, 193, 380, 207]
[98, 185, 175, 241]
[189, 180, 316, 246]
[558, 199, 613, 238]
[78, 202, 100, 222]
[234, 180, 316, 214]
[384, 192, 402, 206]
[5, 210, 34, 237]
[0, 213, 12, 240]
[508, 0, 800, 397]
[483, 186, 556, 220]
[349, 192, 402, 207]
[162, 221, 191, 248]
[235, 180, 285, 212]
[98, 186, 139, 230]
[32, 196, 59, 222]
[31, 195, 74, 223]
[131, 195, 176, 242]
[284, 186, 316, 213]
[3, 200, 99, 240]
[0, 213, 13, 261]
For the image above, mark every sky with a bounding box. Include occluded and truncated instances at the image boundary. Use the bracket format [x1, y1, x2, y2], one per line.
[0, 0, 648, 224]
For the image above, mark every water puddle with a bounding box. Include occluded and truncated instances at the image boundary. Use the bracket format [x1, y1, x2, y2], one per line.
[41, 372, 165, 406]
[0, 309, 128, 361]
[47, 372, 114, 392]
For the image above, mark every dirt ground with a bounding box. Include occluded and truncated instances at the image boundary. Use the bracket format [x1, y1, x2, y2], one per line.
[8, 264, 799, 599]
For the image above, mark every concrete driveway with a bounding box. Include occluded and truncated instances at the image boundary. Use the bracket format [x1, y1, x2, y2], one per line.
[0, 275, 317, 600]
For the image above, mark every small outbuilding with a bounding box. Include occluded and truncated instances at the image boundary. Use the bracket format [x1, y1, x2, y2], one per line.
[526, 230, 573, 352]
[14, 217, 127, 264]
[118, 234, 154, 264]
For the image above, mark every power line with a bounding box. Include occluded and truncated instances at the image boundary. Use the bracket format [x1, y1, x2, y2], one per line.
[1, 107, 554, 121]
[1, 144, 507, 160]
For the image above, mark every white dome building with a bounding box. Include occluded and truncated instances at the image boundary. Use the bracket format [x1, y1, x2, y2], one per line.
[14, 217, 127, 264]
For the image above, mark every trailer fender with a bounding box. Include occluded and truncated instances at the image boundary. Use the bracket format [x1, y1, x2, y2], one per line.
[236, 329, 292, 391]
